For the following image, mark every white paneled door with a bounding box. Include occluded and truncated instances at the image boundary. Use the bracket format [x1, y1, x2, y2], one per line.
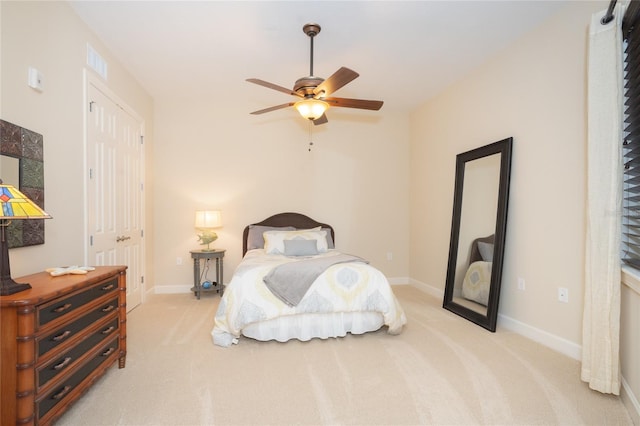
[86, 79, 144, 311]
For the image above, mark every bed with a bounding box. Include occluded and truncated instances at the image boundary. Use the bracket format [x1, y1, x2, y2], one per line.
[461, 235, 494, 306]
[212, 212, 406, 347]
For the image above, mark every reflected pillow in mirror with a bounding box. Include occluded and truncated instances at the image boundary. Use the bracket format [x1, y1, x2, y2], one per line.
[284, 239, 319, 256]
[478, 242, 494, 262]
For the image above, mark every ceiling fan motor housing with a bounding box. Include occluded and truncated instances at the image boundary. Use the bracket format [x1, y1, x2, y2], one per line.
[294, 76, 325, 97]
[302, 23, 321, 37]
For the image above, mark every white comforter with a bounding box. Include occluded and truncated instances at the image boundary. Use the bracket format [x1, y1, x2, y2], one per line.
[212, 249, 406, 347]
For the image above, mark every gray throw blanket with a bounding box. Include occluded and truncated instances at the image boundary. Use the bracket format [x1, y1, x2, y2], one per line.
[263, 254, 368, 307]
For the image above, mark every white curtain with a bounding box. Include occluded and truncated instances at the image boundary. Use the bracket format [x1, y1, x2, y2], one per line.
[582, 4, 625, 395]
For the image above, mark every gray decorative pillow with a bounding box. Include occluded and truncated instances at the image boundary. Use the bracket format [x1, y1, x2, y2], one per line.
[284, 239, 319, 256]
[247, 225, 295, 250]
[478, 242, 494, 262]
[321, 227, 335, 249]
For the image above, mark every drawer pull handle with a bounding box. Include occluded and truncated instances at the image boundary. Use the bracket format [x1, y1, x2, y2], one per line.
[52, 303, 72, 313]
[51, 330, 71, 342]
[101, 284, 115, 291]
[52, 385, 71, 400]
[101, 326, 116, 335]
[101, 347, 116, 357]
[101, 305, 116, 313]
[52, 357, 72, 371]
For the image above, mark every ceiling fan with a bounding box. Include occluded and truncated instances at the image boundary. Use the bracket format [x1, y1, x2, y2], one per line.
[246, 23, 384, 125]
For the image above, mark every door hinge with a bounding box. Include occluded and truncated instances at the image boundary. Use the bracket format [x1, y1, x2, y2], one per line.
[141, 276, 144, 284]
[89, 101, 95, 112]
[141, 229, 144, 238]
[90, 235, 94, 246]
[89, 168, 93, 179]
[140, 135, 144, 145]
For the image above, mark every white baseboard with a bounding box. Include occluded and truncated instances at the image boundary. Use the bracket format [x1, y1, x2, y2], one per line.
[407, 279, 583, 360]
[497, 313, 582, 361]
[409, 278, 444, 299]
[622, 376, 640, 425]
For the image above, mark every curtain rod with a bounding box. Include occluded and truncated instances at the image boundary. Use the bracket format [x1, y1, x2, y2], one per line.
[602, 0, 618, 24]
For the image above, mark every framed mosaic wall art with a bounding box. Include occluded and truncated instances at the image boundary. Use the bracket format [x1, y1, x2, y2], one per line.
[0, 119, 46, 248]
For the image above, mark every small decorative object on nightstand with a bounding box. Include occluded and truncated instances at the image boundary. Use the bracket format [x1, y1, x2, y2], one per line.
[190, 249, 225, 299]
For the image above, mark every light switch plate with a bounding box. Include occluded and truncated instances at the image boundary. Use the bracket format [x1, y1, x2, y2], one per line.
[28, 67, 43, 91]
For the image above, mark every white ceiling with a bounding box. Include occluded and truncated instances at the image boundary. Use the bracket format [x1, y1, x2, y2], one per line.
[69, 1, 569, 114]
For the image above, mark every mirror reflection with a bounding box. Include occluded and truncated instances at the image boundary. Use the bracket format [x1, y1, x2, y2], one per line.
[1, 155, 20, 186]
[452, 153, 501, 315]
[443, 137, 512, 331]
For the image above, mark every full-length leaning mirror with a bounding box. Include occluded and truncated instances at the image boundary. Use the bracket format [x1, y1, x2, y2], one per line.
[443, 137, 512, 331]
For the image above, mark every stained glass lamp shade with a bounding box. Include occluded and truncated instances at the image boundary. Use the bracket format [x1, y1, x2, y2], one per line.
[1, 180, 51, 295]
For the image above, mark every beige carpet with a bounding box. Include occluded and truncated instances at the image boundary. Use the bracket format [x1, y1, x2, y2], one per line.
[56, 285, 632, 425]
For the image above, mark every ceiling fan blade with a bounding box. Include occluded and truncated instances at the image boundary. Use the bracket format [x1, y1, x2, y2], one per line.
[313, 67, 359, 97]
[324, 97, 384, 110]
[246, 79, 303, 98]
[250, 103, 294, 115]
[313, 114, 328, 125]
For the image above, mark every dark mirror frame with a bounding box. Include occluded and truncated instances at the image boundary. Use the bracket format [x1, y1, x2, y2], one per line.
[443, 137, 512, 332]
[0, 119, 46, 248]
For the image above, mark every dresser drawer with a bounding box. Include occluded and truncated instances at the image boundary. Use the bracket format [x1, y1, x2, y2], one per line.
[37, 337, 120, 421]
[36, 317, 119, 390]
[37, 297, 119, 357]
[38, 277, 119, 327]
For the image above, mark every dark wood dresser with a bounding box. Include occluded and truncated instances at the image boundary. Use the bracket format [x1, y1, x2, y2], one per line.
[0, 265, 127, 425]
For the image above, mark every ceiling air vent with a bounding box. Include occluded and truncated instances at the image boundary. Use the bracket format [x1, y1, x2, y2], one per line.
[87, 43, 107, 80]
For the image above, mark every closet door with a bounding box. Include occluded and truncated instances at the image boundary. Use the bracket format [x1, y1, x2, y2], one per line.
[86, 78, 144, 311]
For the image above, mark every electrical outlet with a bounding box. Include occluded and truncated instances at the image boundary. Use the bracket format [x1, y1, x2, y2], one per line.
[558, 287, 569, 303]
[517, 277, 525, 291]
[176, 257, 182, 265]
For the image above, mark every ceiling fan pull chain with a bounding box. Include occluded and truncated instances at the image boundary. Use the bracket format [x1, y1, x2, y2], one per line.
[308, 120, 314, 152]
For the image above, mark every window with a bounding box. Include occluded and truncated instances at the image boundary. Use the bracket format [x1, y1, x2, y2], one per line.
[622, 1, 640, 268]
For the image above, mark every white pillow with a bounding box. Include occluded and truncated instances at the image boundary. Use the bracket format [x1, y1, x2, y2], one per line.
[263, 228, 328, 254]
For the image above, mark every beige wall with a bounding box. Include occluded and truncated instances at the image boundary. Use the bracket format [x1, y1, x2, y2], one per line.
[410, 0, 639, 413]
[410, 0, 602, 346]
[0, 2, 154, 287]
[152, 99, 410, 289]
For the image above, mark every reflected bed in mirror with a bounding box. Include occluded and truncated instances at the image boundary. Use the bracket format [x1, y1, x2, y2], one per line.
[443, 137, 512, 331]
[0, 119, 46, 248]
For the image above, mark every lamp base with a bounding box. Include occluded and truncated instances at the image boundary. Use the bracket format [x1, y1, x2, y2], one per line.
[0, 278, 32, 296]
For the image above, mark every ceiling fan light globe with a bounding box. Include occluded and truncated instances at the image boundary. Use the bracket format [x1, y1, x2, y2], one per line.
[295, 99, 329, 120]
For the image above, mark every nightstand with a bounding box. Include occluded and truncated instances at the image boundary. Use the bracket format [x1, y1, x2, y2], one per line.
[190, 249, 225, 299]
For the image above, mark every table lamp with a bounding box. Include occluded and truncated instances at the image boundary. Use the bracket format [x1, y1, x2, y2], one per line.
[1, 179, 52, 295]
[195, 210, 221, 251]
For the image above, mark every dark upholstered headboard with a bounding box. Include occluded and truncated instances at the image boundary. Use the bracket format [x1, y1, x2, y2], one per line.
[242, 212, 335, 256]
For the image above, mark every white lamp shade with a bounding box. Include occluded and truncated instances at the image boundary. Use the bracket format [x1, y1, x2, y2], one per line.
[195, 210, 222, 228]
